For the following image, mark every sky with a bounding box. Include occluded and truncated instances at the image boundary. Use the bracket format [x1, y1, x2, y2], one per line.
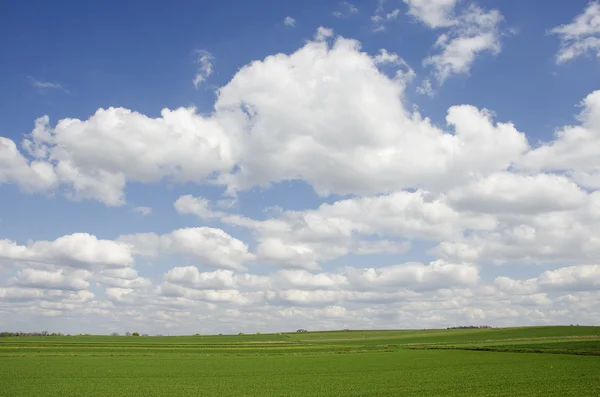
[1, 0, 600, 335]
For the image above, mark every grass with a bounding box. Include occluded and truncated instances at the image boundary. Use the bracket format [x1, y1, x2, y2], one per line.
[1, 326, 599, 396]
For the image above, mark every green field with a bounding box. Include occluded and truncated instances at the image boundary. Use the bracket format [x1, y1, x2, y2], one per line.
[1, 326, 599, 396]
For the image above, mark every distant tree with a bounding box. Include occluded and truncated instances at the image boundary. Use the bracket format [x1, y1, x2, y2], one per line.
[125, 331, 131, 337]
[142, 334, 149, 337]
[132, 332, 140, 336]
[296, 329, 308, 333]
[111, 332, 119, 336]
[238, 332, 244, 336]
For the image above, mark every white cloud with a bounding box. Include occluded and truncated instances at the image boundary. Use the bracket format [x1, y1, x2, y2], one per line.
[118, 227, 254, 271]
[333, 2, 358, 18]
[446, 173, 587, 214]
[416, 79, 434, 96]
[193, 50, 215, 88]
[174, 195, 217, 219]
[314, 26, 334, 41]
[4, 27, 600, 333]
[283, 16, 296, 27]
[0, 136, 57, 193]
[208, 190, 492, 269]
[550, 2, 600, 63]
[97, 268, 151, 289]
[424, 5, 503, 83]
[538, 265, 600, 291]
[371, 5, 401, 32]
[3, 261, 600, 332]
[216, 34, 527, 197]
[433, 203, 600, 265]
[403, 0, 458, 28]
[3, 29, 526, 205]
[519, 90, 600, 189]
[21, 107, 236, 205]
[0, 233, 134, 270]
[11, 268, 91, 291]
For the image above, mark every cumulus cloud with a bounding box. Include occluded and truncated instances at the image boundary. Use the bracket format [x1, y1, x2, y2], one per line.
[11, 268, 91, 291]
[446, 173, 587, 214]
[4, 29, 525, 205]
[118, 227, 254, 271]
[0, 233, 133, 270]
[3, 27, 600, 333]
[550, 2, 600, 63]
[216, 35, 527, 197]
[0, 136, 57, 193]
[519, 90, 600, 189]
[174, 195, 217, 219]
[20, 107, 236, 205]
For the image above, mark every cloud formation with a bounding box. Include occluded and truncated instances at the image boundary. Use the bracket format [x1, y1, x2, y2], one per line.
[193, 50, 215, 88]
[551, 1, 600, 63]
[1, 24, 600, 334]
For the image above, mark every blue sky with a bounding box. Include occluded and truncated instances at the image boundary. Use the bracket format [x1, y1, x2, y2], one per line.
[1, 0, 600, 335]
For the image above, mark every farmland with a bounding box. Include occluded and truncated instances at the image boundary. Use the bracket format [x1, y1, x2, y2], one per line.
[1, 326, 599, 396]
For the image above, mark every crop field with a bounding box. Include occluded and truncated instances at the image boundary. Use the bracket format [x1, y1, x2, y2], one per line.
[1, 326, 599, 396]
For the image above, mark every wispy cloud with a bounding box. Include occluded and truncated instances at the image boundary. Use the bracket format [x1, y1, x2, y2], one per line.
[333, 2, 358, 18]
[132, 206, 152, 216]
[193, 50, 215, 88]
[550, 1, 600, 64]
[28, 76, 67, 92]
[371, 1, 401, 32]
[284, 16, 296, 27]
[423, 5, 503, 83]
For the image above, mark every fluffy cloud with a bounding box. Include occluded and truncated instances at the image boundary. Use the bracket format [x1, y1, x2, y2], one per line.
[5, 30, 526, 205]
[216, 35, 527, 196]
[174, 195, 216, 219]
[446, 173, 587, 214]
[118, 227, 254, 271]
[3, 25, 600, 334]
[433, 206, 600, 265]
[550, 2, 600, 64]
[519, 90, 600, 189]
[2, 262, 600, 333]
[538, 265, 600, 291]
[21, 108, 236, 205]
[0, 233, 133, 270]
[424, 4, 503, 82]
[207, 189, 492, 270]
[10, 268, 91, 291]
[159, 260, 478, 306]
[0, 137, 57, 192]
[403, 0, 458, 28]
